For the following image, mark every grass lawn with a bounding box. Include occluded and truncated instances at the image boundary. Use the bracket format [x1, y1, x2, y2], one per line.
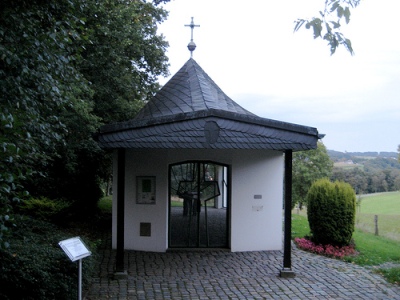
[349, 229, 400, 266]
[292, 213, 400, 284]
[359, 191, 400, 215]
[291, 214, 310, 239]
[296, 192, 400, 241]
[98, 195, 112, 212]
[356, 214, 400, 241]
[170, 200, 219, 207]
[356, 192, 400, 241]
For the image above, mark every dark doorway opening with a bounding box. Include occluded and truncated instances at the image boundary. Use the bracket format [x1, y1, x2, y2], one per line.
[169, 161, 229, 248]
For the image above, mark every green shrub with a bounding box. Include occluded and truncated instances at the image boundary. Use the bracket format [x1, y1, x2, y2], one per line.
[307, 178, 356, 246]
[18, 197, 70, 222]
[0, 216, 97, 300]
[98, 196, 112, 214]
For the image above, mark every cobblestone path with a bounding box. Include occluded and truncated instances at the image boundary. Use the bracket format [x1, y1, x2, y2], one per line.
[84, 243, 400, 299]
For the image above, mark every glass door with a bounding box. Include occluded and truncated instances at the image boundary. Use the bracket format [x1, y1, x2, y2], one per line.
[169, 161, 229, 248]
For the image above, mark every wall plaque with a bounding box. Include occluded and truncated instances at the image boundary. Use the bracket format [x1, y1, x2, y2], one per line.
[136, 176, 156, 204]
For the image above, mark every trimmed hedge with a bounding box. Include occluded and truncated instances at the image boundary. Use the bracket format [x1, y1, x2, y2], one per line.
[307, 178, 356, 246]
[18, 197, 70, 223]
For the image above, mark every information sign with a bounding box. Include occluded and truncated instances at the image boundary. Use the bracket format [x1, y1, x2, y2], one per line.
[59, 237, 91, 262]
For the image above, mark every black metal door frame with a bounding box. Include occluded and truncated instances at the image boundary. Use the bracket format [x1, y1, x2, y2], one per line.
[168, 160, 230, 248]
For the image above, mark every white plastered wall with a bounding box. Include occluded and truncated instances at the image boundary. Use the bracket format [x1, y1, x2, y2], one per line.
[112, 149, 168, 252]
[230, 151, 284, 251]
[112, 148, 284, 252]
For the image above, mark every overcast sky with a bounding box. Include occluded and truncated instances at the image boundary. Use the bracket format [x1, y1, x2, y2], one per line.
[158, 0, 400, 153]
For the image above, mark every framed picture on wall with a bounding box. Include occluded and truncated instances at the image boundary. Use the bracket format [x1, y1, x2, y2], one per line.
[136, 176, 156, 204]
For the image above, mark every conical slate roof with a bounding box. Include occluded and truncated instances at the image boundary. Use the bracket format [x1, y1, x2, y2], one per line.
[98, 59, 320, 151]
[134, 59, 255, 119]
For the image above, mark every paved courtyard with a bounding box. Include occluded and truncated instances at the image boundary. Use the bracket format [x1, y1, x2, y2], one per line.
[84, 243, 400, 299]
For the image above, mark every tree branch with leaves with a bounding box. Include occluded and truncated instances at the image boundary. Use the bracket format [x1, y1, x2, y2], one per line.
[294, 0, 361, 55]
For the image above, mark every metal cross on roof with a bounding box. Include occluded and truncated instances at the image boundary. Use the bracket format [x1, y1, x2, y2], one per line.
[185, 17, 200, 58]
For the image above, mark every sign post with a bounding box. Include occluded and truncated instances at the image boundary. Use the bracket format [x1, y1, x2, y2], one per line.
[59, 237, 91, 300]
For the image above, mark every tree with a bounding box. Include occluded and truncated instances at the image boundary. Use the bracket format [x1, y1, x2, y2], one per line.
[0, 0, 90, 248]
[398, 144, 400, 163]
[0, 0, 171, 246]
[77, 0, 170, 124]
[393, 171, 400, 191]
[331, 167, 368, 194]
[294, 0, 361, 55]
[28, 0, 170, 211]
[292, 141, 333, 209]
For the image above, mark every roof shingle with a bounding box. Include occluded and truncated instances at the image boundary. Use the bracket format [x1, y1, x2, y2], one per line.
[97, 59, 320, 151]
[134, 59, 255, 120]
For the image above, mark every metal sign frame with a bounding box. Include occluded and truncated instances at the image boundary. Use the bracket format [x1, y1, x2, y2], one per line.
[59, 237, 91, 262]
[59, 237, 91, 300]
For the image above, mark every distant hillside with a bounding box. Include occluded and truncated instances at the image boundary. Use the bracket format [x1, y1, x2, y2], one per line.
[328, 150, 400, 172]
[328, 150, 398, 162]
[328, 150, 400, 194]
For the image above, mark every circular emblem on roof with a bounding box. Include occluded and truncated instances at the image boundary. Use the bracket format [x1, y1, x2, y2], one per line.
[204, 121, 220, 146]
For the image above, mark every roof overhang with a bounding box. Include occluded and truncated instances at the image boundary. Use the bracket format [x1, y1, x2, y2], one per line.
[97, 109, 319, 151]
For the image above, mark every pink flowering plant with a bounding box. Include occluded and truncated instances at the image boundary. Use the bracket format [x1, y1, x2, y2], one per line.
[294, 237, 357, 259]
